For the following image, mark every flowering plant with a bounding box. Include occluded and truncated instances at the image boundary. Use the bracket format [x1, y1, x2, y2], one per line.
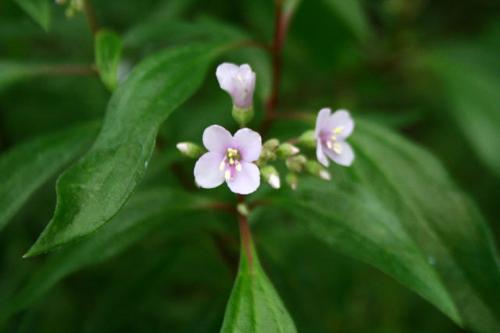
[1, 0, 499, 332]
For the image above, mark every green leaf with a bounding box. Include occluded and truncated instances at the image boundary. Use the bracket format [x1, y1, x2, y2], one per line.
[221, 239, 297, 333]
[95, 29, 123, 91]
[422, 45, 500, 178]
[14, 0, 51, 31]
[321, 0, 370, 40]
[277, 120, 500, 333]
[0, 122, 98, 231]
[25, 42, 232, 257]
[0, 61, 43, 92]
[0, 188, 209, 321]
[124, 17, 245, 51]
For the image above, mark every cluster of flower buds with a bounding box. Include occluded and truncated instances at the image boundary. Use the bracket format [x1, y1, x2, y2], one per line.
[177, 63, 355, 195]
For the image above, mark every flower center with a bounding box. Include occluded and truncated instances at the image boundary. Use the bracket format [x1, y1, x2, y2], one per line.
[324, 126, 344, 154]
[220, 148, 242, 181]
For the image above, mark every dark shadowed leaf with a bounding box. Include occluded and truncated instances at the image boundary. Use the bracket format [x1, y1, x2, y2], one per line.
[25, 42, 235, 257]
[14, 0, 51, 31]
[0, 61, 43, 92]
[321, 0, 370, 40]
[0, 188, 211, 321]
[422, 45, 500, 179]
[0, 122, 99, 231]
[274, 120, 500, 333]
[221, 239, 297, 333]
[95, 30, 123, 91]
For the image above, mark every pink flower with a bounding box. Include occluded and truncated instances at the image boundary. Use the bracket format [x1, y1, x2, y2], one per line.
[216, 63, 256, 109]
[315, 108, 355, 167]
[194, 125, 262, 195]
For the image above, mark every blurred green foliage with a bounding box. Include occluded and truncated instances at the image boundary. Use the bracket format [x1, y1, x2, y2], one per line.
[0, 0, 499, 332]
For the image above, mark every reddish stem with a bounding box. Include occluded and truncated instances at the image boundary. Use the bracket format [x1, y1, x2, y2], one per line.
[237, 195, 253, 266]
[83, 0, 99, 35]
[261, 1, 292, 135]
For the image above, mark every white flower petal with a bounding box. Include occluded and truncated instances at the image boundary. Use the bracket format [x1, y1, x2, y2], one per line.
[216, 63, 239, 92]
[227, 162, 260, 195]
[194, 152, 225, 188]
[324, 141, 355, 166]
[315, 108, 332, 137]
[316, 141, 329, 167]
[233, 128, 262, 162]
[329, 109, 354, 139]
[202, 125, 233, 153]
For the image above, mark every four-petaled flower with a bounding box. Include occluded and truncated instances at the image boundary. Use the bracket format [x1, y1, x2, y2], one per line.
[216, 63, 256, 110]
[194, 125, 262, 195]
[315, 108, 355, 167]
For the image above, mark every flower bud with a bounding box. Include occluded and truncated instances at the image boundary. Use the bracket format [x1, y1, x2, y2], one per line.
[263, 138, 280, 150]
[298, 130, 316, 148]
[216, 63, 256, 126]
[277, 143, 300, 158]
[261, 165, 281, 189]
[258, 139, 280, 164]
[286, 154, 307, 173]
[305, 161, 331, 180]
[237, 203, 250, 217]
[176, 142, 203, 158]
[286, 173, 298, 190]
[232, 106, 254, 127]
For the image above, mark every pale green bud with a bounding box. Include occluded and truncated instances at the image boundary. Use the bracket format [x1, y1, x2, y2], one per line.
[258, 139, 280, 164]
[261, 165, 281, 189]
[286, 154, 307, 173]
[237, 203, 250, 217]
[305, 161, 331, 180]
[263, 138, 280, 150]
[176, 142, 203, 158]
[298, 130, 316, 148]
[286, 173, 298, 190]
[277, 143, 300, 158]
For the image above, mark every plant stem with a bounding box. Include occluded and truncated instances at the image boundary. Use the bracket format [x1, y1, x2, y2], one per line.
[237, 195, 253, 266]
[83, 0, 99, 35]
[261, 0, 292, 135]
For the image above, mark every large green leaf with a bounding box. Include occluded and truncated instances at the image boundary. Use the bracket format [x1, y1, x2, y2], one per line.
[25, 42, 233, 257]
[0, 188, 210, 322]
[422, 45, 500, 179]
[321, 0, 370, 40]
[275, 120, 500, 333]
[0, 61, 43, 92]
[95, 29, 123, 91]
[0, 122, 98, 231]
[14, 0, 51, 31]
[221, 238, 296, 333]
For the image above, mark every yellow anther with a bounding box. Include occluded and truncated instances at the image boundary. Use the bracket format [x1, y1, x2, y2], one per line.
[225, 170, 231, 181]
[332, 126, 344, 135]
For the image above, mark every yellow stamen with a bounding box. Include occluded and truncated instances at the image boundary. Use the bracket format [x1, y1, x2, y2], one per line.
[225, 170, 231, 181]
[332, 126, 344, 135]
